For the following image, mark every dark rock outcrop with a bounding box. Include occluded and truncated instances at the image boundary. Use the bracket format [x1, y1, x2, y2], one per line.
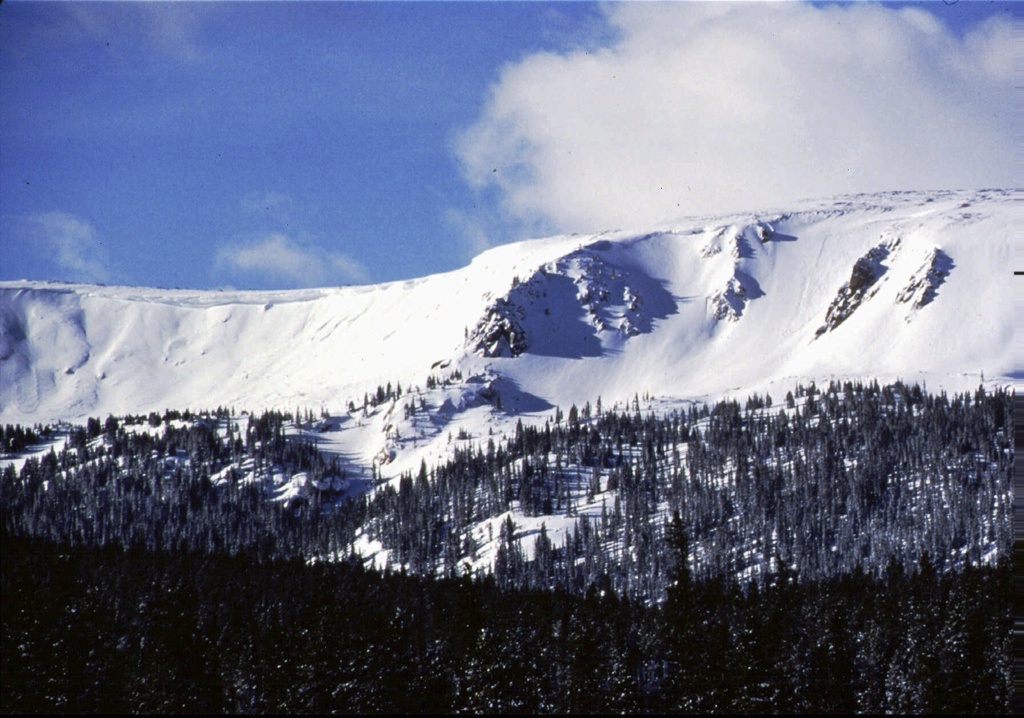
[896, 248, 953, 311]
[816, 239, 898, 336]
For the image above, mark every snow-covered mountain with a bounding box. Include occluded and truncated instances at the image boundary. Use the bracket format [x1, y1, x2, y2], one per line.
[3, 190, 1014, 711]
[2, 188, 1016, 585]
[2, 188, 1016, 443]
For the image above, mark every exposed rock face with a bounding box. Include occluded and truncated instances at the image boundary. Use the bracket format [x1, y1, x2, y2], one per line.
[467, 245, 675, 358]
[570, 252, 650, 337]
[470, 297, 528, 357]
[754, 221, 775, 243]
[709, 277, 750, 321]
[699, 222, 773, 323]
[816, 238, 899, 336]
[700, 242, 722, 259]
[896, 248, 953, 311]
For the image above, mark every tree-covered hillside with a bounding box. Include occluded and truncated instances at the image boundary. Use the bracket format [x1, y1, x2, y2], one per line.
[1, 381, 1012, 713]
[3, 381, 1011, 600]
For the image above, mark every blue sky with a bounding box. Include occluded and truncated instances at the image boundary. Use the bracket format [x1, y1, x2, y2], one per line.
[1, 1, 1015, 290]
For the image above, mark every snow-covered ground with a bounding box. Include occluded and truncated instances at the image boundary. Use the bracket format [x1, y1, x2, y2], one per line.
[1, 189, 1017, 485]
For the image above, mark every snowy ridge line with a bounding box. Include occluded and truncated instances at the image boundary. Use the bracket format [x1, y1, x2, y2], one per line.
[0, 189, 1016, 431]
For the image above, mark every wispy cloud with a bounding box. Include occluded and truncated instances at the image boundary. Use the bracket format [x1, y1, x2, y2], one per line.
[443, 208, 499, 262]
[30, 212, 112, 283]
[216, 233, 369, 288]
[143, 3, 205, 64]
[456, 3, 1015, 233]
[64, 2, 206, 64]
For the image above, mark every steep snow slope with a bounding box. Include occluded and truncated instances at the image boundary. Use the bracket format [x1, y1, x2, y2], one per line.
[462, 188, 1016, 409]
[1, 189, 1016, 434]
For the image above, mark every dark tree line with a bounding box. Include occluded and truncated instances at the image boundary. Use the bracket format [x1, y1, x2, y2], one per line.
[1, 423, 50, 455]
[1, 533, 1009, 714]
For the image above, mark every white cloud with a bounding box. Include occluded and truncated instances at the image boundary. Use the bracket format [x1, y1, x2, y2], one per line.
[328, 253, 371, 286]
[456, 2, 1016, 234]
[216, 233, 369, 287]
[30, 212, 112, 283]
